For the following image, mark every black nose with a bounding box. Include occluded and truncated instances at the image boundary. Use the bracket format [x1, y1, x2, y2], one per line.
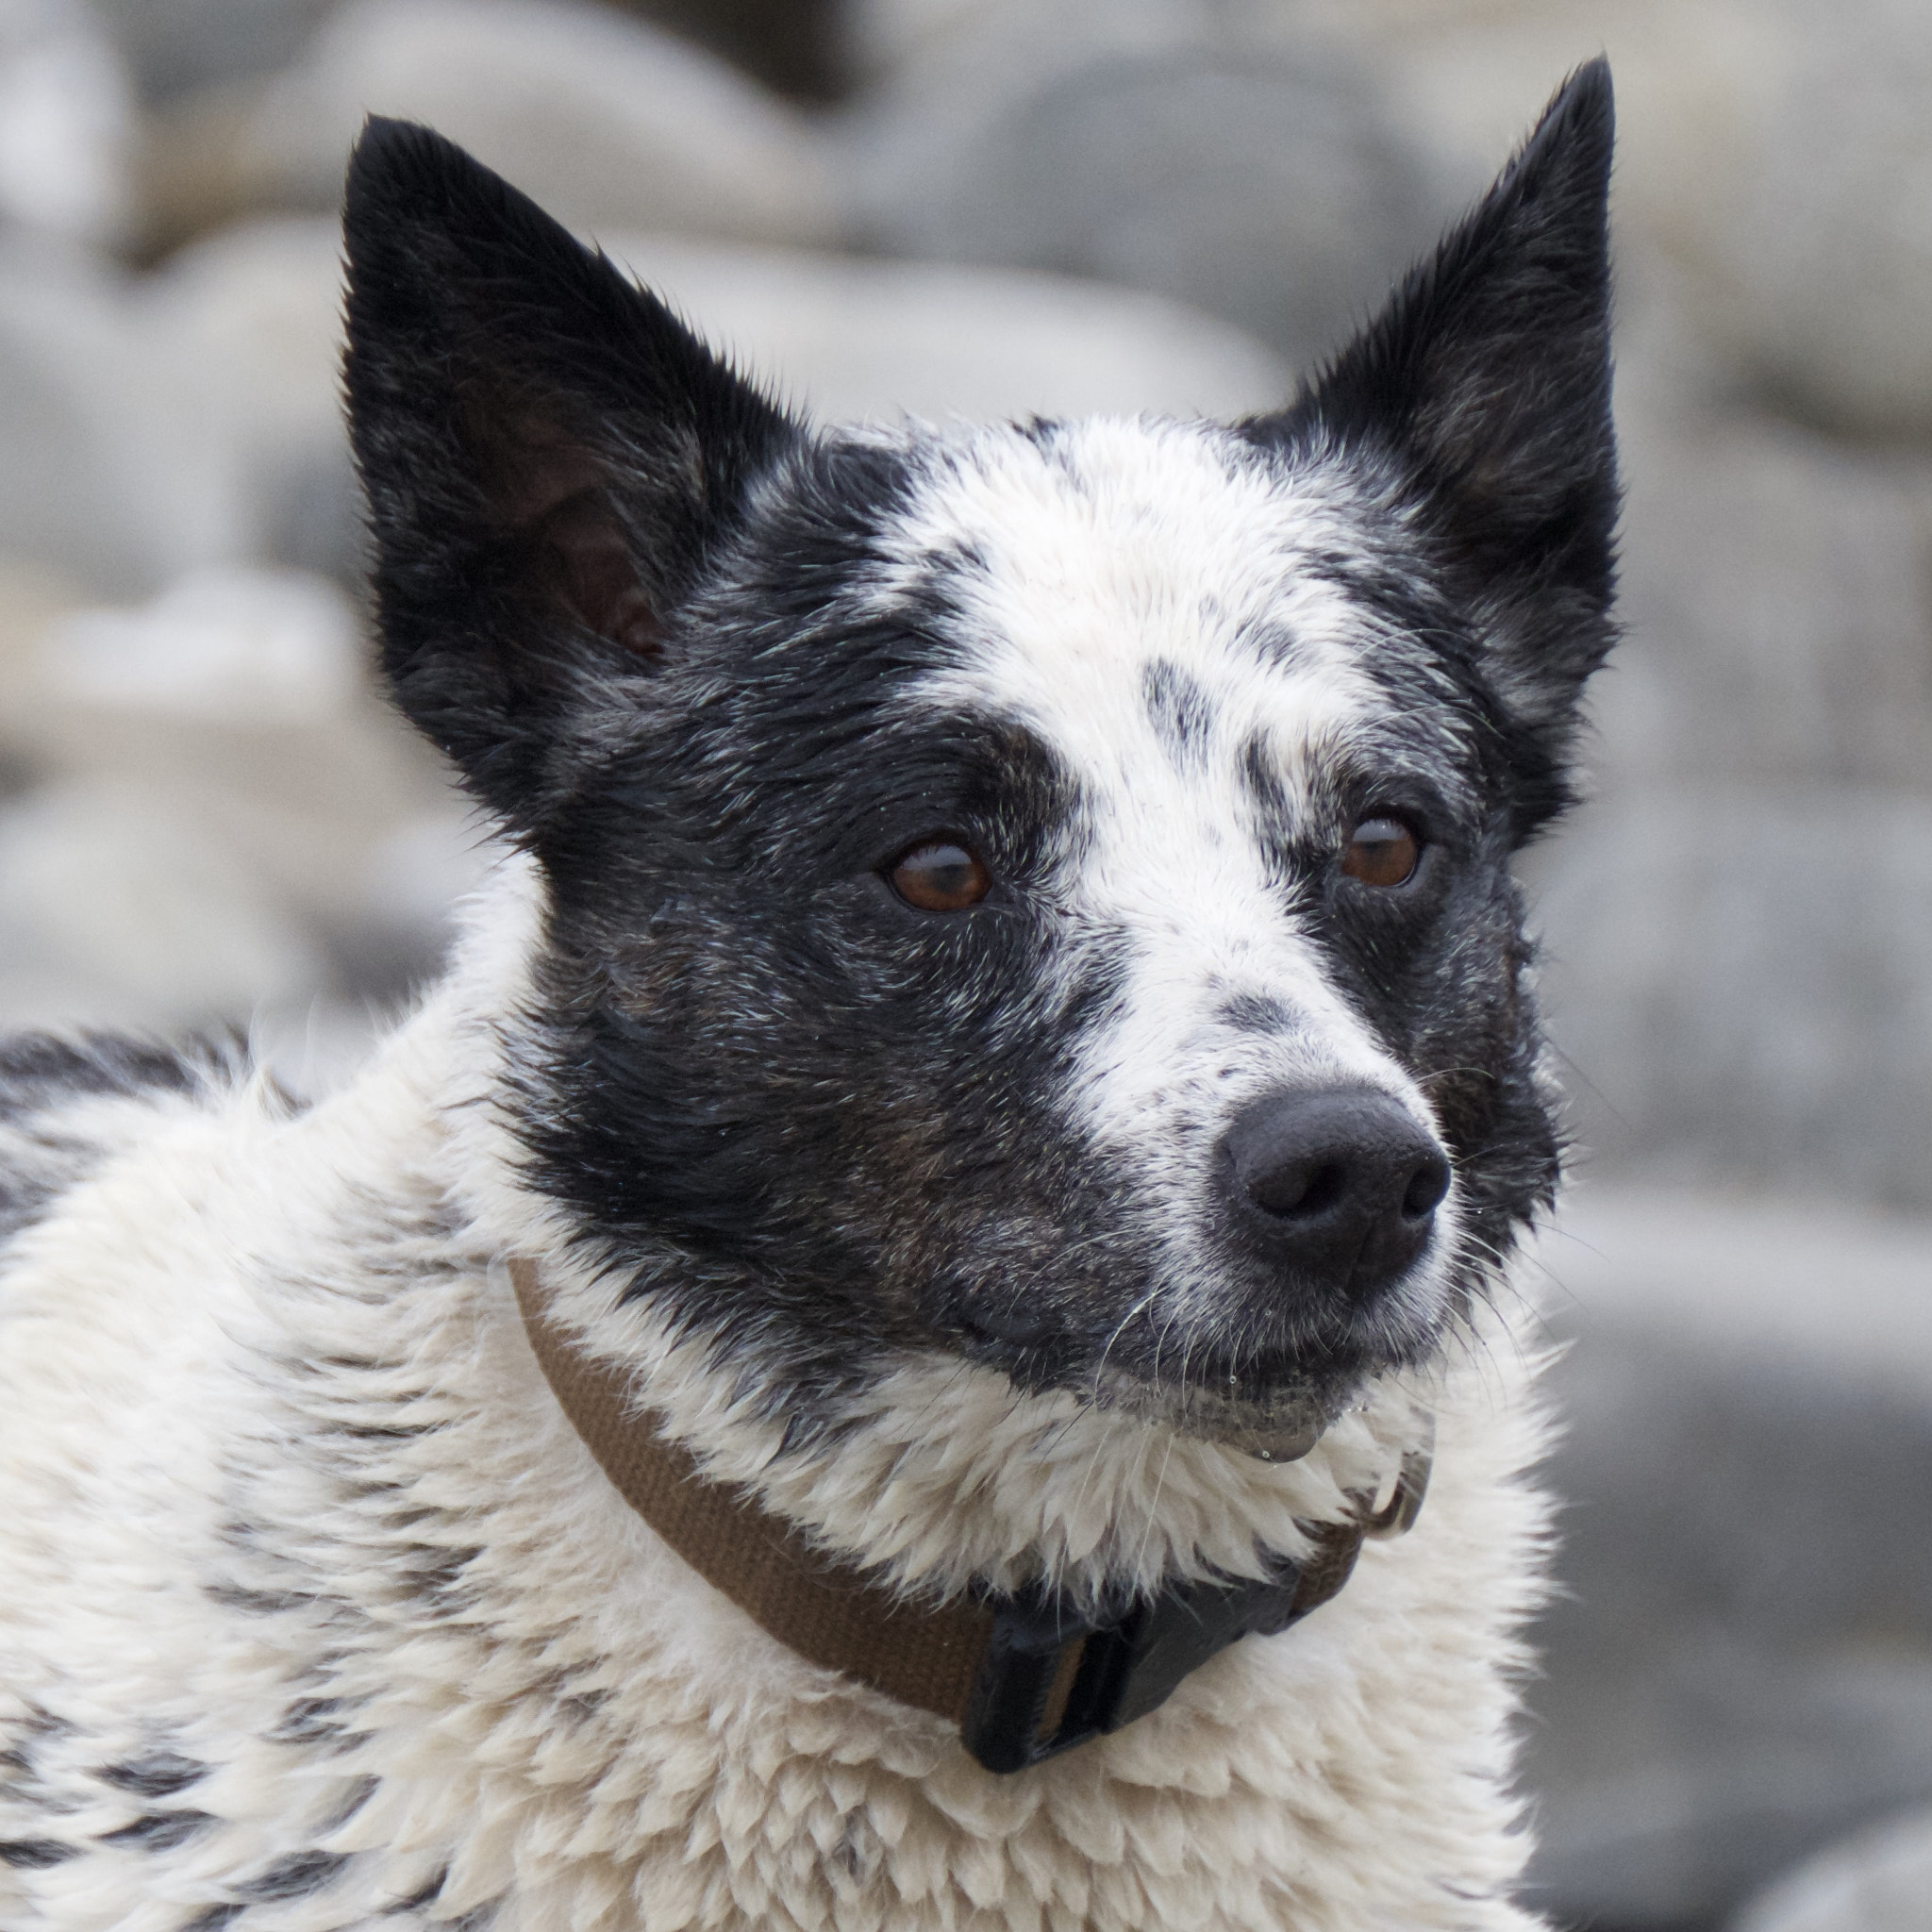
[1223, 1088, 1451, 1296]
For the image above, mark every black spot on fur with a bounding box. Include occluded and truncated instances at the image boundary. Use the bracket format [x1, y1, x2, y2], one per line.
[1220, 992, 1292, 1034]
[0, 1838, 77, 1869]
[101, 1809, 216, 1852]
[388, 1866, 449, 1913]
[99, 1750, 209, 1799]
[0, 1033, 215, 1247]
[204, 1583, 317, 1617]
[1142, 659, 1214, 767]
[323, 1774, 380, 1830]
[267, 1699, 361, 1749]
[180, 1906, 245, 1931]
[0, 1032, 201, 1113]
[238, 1850, 353, 1901]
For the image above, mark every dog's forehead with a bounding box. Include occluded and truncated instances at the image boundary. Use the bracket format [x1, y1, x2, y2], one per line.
[874, 417, 1391, 791]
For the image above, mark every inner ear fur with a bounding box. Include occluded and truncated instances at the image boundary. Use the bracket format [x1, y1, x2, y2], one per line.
[476, 409, 667, 663]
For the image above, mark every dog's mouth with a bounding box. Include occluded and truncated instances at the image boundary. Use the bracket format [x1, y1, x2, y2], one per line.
[950, 1266, 1444, 1461]
[954, 1306, 1383, 1462]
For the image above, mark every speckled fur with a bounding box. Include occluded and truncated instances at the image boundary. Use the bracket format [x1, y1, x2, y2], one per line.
[2, 63, 1617, 1932]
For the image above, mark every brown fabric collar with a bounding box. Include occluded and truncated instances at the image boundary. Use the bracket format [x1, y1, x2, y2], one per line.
[508, 1257, 1428, 1773]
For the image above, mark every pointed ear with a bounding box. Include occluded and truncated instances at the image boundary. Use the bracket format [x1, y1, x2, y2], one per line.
[342, 118, 796, 827]
[1272, 61, 1617, 746]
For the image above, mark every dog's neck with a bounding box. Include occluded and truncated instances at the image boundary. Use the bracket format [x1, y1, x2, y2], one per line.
[425, 852, 1437, 1613]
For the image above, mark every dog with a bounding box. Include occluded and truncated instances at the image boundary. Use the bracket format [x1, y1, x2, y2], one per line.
[0, 57, 1616, 1932]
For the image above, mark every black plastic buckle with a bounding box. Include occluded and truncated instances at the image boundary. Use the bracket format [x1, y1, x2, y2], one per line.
[961, 1551, 1333, 1774]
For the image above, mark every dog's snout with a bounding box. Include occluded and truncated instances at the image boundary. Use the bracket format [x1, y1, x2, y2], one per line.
[1224, 1089, 1450, 1295]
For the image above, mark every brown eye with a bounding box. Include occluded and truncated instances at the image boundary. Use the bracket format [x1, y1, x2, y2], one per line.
[1341, 817, 1420, 888]
[888, 839, 992, 911]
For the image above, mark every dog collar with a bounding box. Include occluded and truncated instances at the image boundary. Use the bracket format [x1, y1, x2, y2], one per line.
[508, 1257, 1431, 1774]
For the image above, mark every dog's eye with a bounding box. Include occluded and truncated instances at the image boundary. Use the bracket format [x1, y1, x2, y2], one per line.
[1341, 817, 1421, 888]
[887, 839, 992, 911]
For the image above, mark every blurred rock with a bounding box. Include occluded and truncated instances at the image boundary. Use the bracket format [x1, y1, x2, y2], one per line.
[1516, 379, 1932, 1209]
[1731, 1809, 1932, 1932]
[0, 240, 246, 593]
[620, 0, 845, 103]
[1596, 395, 1932, 799]
[844, 0, 1445, 374]
[1524, 1187, 1932, 1928]
[143, 0, 840, 257]
[1529, 786, 1932, 1208]
[43, 564, 361, 724]
[1252, 0, 1932, 440]
[0, 777, 325, 1033]
[603, 230, 1290, 420]
[0, 554, 458, 1036]
[139, 218, 363, 580]
[89, 0, 339, 104]
[0, 212, 359, 594]
[0, 0, 135, 247]
[1711, 2, 1932, 441]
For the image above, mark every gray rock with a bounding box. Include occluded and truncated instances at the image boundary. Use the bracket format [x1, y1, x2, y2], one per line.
[88, 0, 337, 103]
[846, 0, 1445, 374]
[1516, 390, 1932, 1208]
[602, 230, 1290, 422]
[1527, 785, 1932, 1208]
[1597, 397, 1932, 799]
[0, 777, 326, 1034]
[138, 216, 365, 584]
[1316, 0, 1932, 440]
[1732, 1809, 1932, 1932]
[236, 0, 840, 247]
[1717, 1, 1932, 439]
[0, 0, 135, 246]
[1522, 1188, 1932, 1927]
[0, 240, 246, 594]
[0, 556, 459, 1035]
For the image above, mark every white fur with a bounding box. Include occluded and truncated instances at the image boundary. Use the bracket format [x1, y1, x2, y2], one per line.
[1, 853, 1554, 1931]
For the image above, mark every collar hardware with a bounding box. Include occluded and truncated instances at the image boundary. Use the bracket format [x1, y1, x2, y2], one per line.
[963, 1535, 1362, 1773]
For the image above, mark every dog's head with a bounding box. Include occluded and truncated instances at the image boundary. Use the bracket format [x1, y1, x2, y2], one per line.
[343, 65, 1614, 1457]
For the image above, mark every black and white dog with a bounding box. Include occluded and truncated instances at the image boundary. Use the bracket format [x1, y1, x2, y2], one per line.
[1, 60, 1616, 1932]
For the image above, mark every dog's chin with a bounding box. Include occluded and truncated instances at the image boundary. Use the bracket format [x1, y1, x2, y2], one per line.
[948, 1273, 1452, 1461]
[1088, 1365, 1347, 1462]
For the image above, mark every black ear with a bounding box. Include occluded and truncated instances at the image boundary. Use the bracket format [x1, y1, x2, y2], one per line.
[342, 118, 796, 827]
[1273, 61, 1617, 746]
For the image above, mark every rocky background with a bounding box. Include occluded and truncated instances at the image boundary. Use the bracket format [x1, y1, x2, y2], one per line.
[1, 1, 1929, 1926]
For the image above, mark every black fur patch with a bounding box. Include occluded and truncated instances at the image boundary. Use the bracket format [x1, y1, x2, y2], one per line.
[238, 1849, 352, 1901]
[0, 1033, 211, 1249]
[0, 1838, 77, 1869]
[1141, 658, 1214, 768]
[180, 1906, 244, 1931]
[98, 1751, 209, 1799]
[100, 1810, 216, 1853]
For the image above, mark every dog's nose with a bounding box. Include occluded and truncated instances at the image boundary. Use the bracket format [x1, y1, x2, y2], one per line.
[1223, 1088, 1450, 1295]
